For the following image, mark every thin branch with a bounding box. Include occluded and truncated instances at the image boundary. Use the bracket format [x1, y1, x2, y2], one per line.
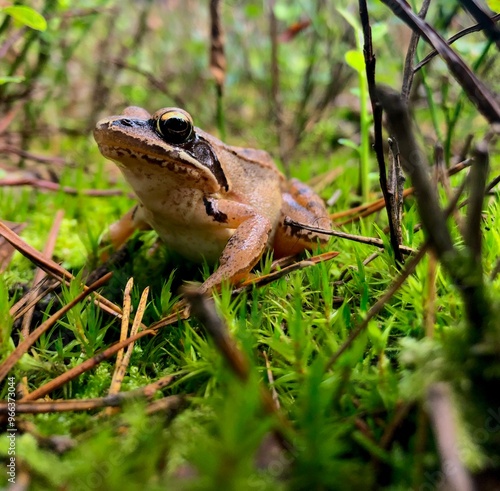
[414, 13, 500, 72]
[0, 145, 67, 165]
[183, 289, 249, 381]
[401, 0, 431, 101]
[380, 0, 500, 123]
[284, 218, 415, 255]
[377, 86, 455, 258]
[0, 177, 125, 197]
[183, 287, 292, 446]
[0, 375, 176, 414]
[387, 137, 405, 248]
[458, 0, 500, 49]
[209, 0, 226, 138]
[268, 0, 287, 172]
[378, 86, 492, 341]
[358, 0, 404, 263]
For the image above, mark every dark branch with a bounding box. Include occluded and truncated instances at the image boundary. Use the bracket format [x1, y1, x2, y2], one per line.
[359, 0, 404, 264]
[380, 0, 500, 123]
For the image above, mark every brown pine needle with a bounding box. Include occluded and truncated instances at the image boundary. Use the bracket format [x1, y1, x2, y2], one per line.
[115, 277, 134, 371]
[0, 221, 146, 330]
[0, 272, 112, 384]
[108, 282, 149, 413]
[151, 251, 340, 330]
[0, 220, 25, 273]
[19, 328, 157, 402]
[1, 375, 176, 414]
[149, 303, 190, 330]
[236, 251, 340, 291]
[10, 276, 59, 321]
[330, 188, 414, 221]
[21, 209, 65, 339]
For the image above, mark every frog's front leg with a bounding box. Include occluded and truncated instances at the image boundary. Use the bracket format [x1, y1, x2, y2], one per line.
[200, 197, 272, 293]
[100, 204, 152, 259]
[273, 178, 332, 257]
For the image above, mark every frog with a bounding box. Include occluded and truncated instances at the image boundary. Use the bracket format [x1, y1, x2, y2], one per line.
[94, 106, 332, 293]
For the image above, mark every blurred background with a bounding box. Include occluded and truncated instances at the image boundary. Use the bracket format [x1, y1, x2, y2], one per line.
[2, 1, 493, 179]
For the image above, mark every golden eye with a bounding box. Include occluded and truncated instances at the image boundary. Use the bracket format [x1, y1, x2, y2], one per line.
[156, 110, 193, 144]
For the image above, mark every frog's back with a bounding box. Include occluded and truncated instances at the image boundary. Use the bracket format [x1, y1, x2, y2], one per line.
[221, 144, 284, 226]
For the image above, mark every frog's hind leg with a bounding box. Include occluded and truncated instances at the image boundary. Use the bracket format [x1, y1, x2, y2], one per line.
[273, 178, 332, 258]
[100, 205, 152, 259]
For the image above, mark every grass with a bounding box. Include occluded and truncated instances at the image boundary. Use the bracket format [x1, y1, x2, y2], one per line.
[4, 153, 499, 489]
[1, 1, 500, 489]
[4, 162, 497, 489]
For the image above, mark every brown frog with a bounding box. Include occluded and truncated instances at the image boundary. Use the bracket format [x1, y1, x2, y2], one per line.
[94, 106, 332, 292]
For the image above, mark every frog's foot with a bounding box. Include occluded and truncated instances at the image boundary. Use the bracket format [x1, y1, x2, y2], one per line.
[273, 178, 332, 257]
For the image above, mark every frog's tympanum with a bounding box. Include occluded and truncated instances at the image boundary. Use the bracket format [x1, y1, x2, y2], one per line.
[94, 106, 332, 292]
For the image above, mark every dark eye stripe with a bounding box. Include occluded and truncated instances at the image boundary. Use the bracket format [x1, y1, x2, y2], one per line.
[183, 135, 229, 192]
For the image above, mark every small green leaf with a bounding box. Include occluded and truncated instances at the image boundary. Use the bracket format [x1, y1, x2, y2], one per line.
[345, 50, 365, 74]
[338, 138, 360, 152]
[0, 75, 25, 85]
[2, 6, 47, 31]
[367, 320, 389, 353]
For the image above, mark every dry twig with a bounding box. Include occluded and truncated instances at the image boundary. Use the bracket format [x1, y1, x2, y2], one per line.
[358, 0, 404, 263]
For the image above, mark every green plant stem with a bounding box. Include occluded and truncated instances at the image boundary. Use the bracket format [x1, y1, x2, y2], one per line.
[419, 65, 443, 143]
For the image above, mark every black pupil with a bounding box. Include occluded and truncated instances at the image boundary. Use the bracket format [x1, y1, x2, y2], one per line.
[168, 117, 188, 133]
[160, 115, 191, 143]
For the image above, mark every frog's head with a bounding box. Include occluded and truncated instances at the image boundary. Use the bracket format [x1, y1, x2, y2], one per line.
[94, 107, 228, 193]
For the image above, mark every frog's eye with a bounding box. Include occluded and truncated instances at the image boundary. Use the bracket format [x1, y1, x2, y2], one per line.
[156, 110, 193, 144]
